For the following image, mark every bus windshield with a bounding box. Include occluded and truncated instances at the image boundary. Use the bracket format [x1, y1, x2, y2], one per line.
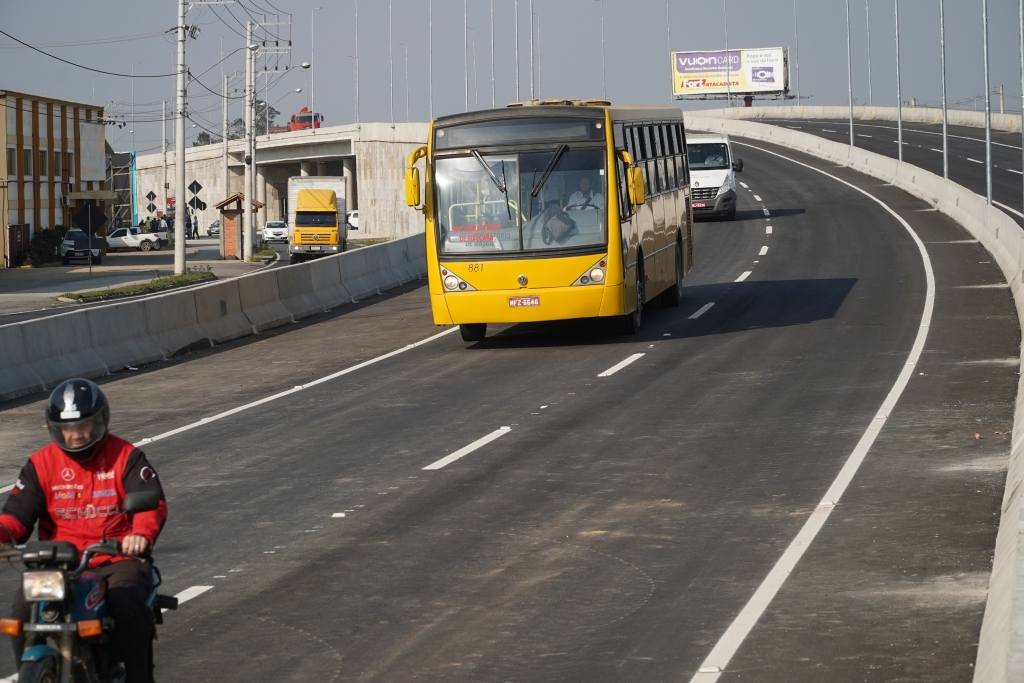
[436, 148, 606, 255]
[687, 143, 730, 170]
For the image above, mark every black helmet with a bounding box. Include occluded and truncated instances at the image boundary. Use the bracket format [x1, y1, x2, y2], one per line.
[45, 379, 109, 457]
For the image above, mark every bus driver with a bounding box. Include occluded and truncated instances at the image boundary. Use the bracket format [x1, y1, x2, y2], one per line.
[564, 176, 604, 211]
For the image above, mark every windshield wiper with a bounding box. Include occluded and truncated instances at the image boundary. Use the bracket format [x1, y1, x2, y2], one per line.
[530, 144, 568, 198]
[471, 150, 506, 194]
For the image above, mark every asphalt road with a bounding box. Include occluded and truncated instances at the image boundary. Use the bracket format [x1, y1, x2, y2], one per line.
[0, 140, 1015, 682]
[755, 117, 1024, 226]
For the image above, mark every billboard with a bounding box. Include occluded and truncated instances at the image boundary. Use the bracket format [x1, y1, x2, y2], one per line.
[79, 122, 106, 181]
[672, 48, 788, 98]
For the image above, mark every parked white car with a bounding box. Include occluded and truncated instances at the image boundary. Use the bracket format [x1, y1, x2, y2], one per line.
[106, 227, 164, 252]
[262, 220, 289, 243]
[346, 210, 359, 230]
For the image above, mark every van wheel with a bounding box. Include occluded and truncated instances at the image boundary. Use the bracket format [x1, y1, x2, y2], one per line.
[460, 323, 487, 342]
[726, 207, 737, 221]
[660, 242, 684, 307]
[620, 261, 643, 334]
[140, 240, 153, 252]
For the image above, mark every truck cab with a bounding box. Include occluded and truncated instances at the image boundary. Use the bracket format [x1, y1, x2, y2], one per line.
[289, 189, 345, 263]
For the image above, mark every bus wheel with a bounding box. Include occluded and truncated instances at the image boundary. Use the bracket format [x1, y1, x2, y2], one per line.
[620, 264, 643, 334]
[660, 242, 684, 307]
[460, 323, 487, 342]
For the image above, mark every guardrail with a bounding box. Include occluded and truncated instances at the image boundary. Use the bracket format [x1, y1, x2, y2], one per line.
[683, 113, 1024, 683]
[0, 234, 427, 403]
[692, 104, 1022, 133]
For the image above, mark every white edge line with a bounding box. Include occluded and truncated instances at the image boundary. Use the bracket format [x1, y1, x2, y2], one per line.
[1008, 168, 1023, 175]
[0, 485, 13, 495]
[688, 142, 935, 683]
[134, 327, 460, 446]
[423, 426, 512, 470]
[596, 352, 646, 377]
[993, 200, 1024, 218]
[689, 302, 715, 320]
[735, 271, 752, 282]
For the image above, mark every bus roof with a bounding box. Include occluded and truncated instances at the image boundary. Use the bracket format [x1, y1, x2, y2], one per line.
[433, 103, 683, 128]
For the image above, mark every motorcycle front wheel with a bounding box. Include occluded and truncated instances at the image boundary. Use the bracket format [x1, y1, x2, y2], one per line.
[18, 659, 58, 683]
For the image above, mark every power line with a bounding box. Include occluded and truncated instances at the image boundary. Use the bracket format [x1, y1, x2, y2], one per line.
[0, 29, 171, 50]
[0, 29, 175, 77]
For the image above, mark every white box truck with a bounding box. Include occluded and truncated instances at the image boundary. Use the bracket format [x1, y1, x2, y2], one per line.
[287, 176, 347, 263]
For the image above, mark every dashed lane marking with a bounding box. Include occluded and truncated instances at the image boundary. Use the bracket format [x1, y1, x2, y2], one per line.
[597, 353, 646, 377]
[688, 141, 937, 683]
[1008, 168, 1023, 175]
[735, 271, 752, 282]
[766, 226, 773, 234]
[135, 327, 460, 447]
[968, 158, 984, 164]
[689, 303, 714, 319]
[423, 427, 512, 470]
[758, 246, 768, 256]
[762, 208, 770, 217]
[753, 194, 763, 202]
[739, 181, 749, 189]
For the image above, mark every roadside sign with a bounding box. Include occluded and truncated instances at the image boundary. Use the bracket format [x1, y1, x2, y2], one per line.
[73, 202, 107, 235]
[672, 47, 789, 99]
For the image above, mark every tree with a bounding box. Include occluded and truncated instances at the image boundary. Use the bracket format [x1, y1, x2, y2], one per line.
[227, 100, 281, 139]
[193, 131, 222, 147]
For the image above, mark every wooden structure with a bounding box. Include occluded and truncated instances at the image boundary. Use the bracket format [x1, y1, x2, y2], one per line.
[214, 193, 264, 260]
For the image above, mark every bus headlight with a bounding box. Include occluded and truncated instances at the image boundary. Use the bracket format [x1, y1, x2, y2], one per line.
[572, 258, 608, 286]
[23, 572, 65, 602]
[444, 275, 460, 291]
[589, 268, 605, 283]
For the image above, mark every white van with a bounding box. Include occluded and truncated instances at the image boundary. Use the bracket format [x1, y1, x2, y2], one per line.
[686, 134, 743, 221]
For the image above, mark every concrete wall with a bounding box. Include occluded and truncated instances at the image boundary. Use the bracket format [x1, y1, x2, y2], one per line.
[690, 105, 1023, 133]
[134, 122, 429, 239]
[684, 112, 1024, 683]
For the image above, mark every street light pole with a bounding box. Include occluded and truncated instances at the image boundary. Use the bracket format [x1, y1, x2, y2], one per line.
[491, 0, 496, 108]
[530, 0, 535, 100]
[1019, 0, 1024, 215]
[465, 0, 469, 111]
[667, 0, 673, 102]
[354, 0, 360, 125]
[866, 0, 872, 106]
[724, 0, 731, 107]
[515, 0, 520, 101]
[244, 22, 255, 262]
[311, 7, 322, 124]
[175, 0, 187, 274]
[940, 0, 949, 178]
[389, 0, 394, 128]
[983, 0, 993, 205]
[846, 0, 854, 146]
[895, 0, 903, 162]
[794, 0, 800, 102]
[222, 76, 229, 206]
[600, 0, 606, 99]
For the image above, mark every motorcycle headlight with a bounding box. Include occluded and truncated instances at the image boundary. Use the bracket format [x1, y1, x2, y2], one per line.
[23, 571, 65, 602]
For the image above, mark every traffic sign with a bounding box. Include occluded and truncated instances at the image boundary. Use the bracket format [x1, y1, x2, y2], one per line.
[188, 180, 203, 195]
[72, 202, 107, 235]
[146, 203, 157, 213]
[146, 191, 157, 201]
[188, 196, 207, 211]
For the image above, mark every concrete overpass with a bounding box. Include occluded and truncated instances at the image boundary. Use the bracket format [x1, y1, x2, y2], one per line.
[134, 122, 428, 241]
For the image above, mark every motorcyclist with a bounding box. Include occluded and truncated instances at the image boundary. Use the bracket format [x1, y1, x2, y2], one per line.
[0, 379, 167, 683]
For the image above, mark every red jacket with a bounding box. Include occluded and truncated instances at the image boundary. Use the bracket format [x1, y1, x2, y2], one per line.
[0, 435, 167, 565]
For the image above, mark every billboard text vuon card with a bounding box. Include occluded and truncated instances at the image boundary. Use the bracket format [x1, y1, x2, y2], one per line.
[672, 48, 788, 97]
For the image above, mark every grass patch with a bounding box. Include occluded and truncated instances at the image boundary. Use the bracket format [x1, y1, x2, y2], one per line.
[58, 267, 216, 303]
[349, 238, 389, 246]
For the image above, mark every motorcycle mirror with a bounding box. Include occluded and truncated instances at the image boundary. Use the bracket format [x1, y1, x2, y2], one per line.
[123, 491, 161, 515]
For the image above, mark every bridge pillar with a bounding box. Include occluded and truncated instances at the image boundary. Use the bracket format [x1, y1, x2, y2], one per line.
[343, 157, 357, 211]
[300, 161, 313, 176]
[257, 166, 267, 229]
[316, 161, 326, 176]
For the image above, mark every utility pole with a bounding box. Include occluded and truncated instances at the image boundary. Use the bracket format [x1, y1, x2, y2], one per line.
[162, 100, 168, 215]
[244, 21, 255, 261]
[175, 0, 187, 274]
[846, 0, 854, 146]
[222, 75, 230, 200]
[940, 0, 949, 178]
[866, 0, 872, 106]
[983, 0, 993, 205]
[895, 0, 903, 162]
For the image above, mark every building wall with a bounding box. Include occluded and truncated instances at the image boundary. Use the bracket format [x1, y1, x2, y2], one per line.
[1, 90, 104, 267]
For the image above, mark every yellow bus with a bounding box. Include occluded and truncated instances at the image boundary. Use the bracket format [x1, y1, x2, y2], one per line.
[405, 101, 694, 342]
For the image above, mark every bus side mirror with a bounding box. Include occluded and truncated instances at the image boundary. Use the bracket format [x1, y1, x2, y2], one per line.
[628, 167, 646, 206]
[405, 168, 421, 207]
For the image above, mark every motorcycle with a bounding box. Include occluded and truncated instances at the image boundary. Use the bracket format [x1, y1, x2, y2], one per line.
[0, 491, 178, 683]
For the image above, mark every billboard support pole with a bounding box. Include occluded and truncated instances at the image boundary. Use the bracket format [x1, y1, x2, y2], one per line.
[845, 0, 854, 146]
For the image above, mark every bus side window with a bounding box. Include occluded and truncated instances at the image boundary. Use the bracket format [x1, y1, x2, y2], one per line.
[617, 156, 632, 221]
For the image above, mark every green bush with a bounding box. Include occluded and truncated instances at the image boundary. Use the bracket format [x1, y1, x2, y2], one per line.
[23, 226, 70, 266]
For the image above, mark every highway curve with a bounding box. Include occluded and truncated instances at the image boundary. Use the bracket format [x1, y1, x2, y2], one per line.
[0, 140, 1016, 682]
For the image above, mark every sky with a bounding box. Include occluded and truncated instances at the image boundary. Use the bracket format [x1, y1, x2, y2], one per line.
[3, 0, 1022, 155]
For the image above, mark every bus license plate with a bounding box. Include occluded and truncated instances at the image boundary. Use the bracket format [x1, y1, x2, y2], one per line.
[308, 245, 321, 251]
[508, 296, 540, 308]
[692, 201, 707, 208]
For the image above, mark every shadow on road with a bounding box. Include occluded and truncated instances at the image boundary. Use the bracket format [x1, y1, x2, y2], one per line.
[472, 278, 857, 349]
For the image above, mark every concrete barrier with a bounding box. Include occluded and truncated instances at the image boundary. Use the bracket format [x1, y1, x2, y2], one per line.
[237, 269, 294, 333]
[193, 279, 253, 343]
[685, 113, 1024, 683]
[275, 265, 325, 320]
[691, 104, 1023, 133]
[0, 232, 429, 403]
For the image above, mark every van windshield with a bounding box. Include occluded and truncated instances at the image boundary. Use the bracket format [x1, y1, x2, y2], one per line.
[295, 211, 336, 227]
[687, 143, 730, 170]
